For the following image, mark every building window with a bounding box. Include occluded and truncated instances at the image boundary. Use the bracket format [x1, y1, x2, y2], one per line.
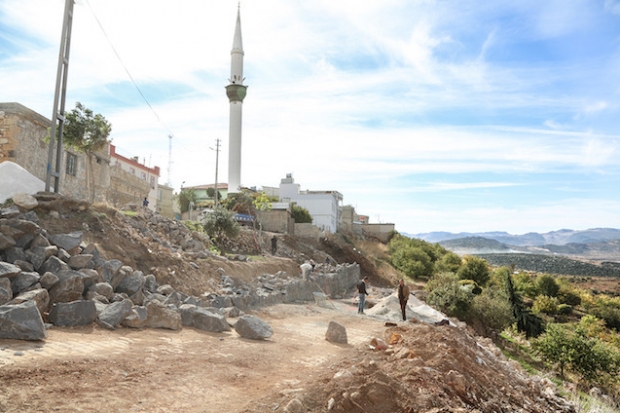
[150, 176, 155, 189]
[66, 153, 77, 176]
[141, 172, 146, 180]
[130, 168, 135, 175]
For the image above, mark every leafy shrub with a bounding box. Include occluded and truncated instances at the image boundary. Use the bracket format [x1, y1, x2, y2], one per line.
[435, 252, 462, 273]
[457, 255, 490, 286]
[426, 272, 473, 319]
[533, 295, 559, 315]
[557, 304, 572, 315]
[391, 246, 433, 279]
[536, 274, 560, 297]
[470, 286, 514, 334]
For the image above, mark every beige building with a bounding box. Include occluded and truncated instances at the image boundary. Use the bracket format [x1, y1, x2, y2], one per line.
[0, 102, 161, 211]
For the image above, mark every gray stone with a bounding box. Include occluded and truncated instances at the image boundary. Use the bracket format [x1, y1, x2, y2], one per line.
[178, 304, 197, 326]
[11, 271, 40, 295]
[0, 262, 20, 279]
[146, 300, 182, 330]
[68, 254, 93, 270]
[12, 193, 38, 210]
[101, 259, 125, 289]
[48, 270, 84, 304]
[78, 268, 101, 291]
[163, 291, 182, 307]
[0, 205, 20, 218]
[0, 277, 12, 305]
[98, 299, 134, 328]
[325, 321, 348, 344]
[48, 231, 83, 251]
[39, 272, 59, 290]
[129, 289, 145, 306]
[144, 274, 158, 293]
[30, 233, 50, 248]
[10, 288, 50, 315]
[48, 300, 97, 326]
[117, 271, 145, 296]
[157, 284, 174, 295]
[0, 300, 47, 341]
[234, 315, 273, 340]
[192, 308, 231, 332]
[13, 259, 34, 272]
[0, 233, 16, 250]
[39, 255, 69, 275]
[89, 282, 114, 300]
[122, 306, 147, 329]
[3, 246, 26, 264]
[57, 248, 71, 262]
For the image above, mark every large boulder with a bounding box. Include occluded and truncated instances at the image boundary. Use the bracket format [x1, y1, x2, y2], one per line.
[122, 306, 148, 329]
[48, 231, 83, 252]
[0, 300, 47, 340]
[10, 288, 50, 315]
[191, 307, 231, 332]
[116, 271, 145, 296]
[101, 260, 125, 289]
[0, 277, 13, 305]
[234, 315, 273, 340]
[146, 301, 182, 330]
[49, 270, 85, 304]
[98, 299, 134, 329]
[48, 300, 97, 327]
[12, 193, 38, 210]
[0, 262, 21, 279]
[325, 321, 348, 344]
[10, 271, 40, 295]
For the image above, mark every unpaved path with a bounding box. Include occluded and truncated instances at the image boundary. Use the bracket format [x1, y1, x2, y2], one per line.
[0, 301, 386, 413]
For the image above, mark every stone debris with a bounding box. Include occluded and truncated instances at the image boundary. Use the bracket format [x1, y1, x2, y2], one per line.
[325, 320, 347, 344]
[0, 193, 361, 341]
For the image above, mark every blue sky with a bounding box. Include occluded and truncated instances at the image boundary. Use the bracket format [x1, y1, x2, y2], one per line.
[1, 0, 620, 234]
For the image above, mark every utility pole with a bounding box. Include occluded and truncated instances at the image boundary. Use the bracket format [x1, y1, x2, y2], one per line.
[211, 139, 221, 209]
[46, 0, 75, 192]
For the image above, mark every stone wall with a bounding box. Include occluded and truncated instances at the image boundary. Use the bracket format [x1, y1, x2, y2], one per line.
[361, 223, 395, 243]
[108, 165, 150, 209]
[257, 209, 294, 234]
[294, 223, 322, 238]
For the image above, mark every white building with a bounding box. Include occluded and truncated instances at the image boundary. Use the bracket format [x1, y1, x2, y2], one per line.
[279, 174, 343, 233]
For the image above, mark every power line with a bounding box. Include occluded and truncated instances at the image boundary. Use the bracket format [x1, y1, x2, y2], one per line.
[83, 0, 174, 137]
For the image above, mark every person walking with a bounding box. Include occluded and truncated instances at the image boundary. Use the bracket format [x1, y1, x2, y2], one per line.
[398, 279, 411, 321]
[356, 276, 369, 314]
[271, 235, 277, 255]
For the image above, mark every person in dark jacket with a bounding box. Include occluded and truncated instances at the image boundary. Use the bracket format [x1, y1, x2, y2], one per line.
[356, 276, 369, 314]
[398, 279, 411, 321]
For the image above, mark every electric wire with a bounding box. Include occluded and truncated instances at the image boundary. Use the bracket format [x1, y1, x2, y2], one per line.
[83, 0, 174, 137]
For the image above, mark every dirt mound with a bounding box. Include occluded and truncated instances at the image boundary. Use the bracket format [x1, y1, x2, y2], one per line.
[241, 321, 575, 413]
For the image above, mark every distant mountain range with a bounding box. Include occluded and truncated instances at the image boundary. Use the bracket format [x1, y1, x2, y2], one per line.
[404, 228, 620, 262]
[409, 228, 620, 246]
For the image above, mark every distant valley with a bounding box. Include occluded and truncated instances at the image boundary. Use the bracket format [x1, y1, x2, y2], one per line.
[405, 228, 620, 276]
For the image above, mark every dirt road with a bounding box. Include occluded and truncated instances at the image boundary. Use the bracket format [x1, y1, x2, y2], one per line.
[0, 301, 385, 413]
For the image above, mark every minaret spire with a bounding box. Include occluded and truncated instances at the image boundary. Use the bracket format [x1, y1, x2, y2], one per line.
[225, 3, 247, 194]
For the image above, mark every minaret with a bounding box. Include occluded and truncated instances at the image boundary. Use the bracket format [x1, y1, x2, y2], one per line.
[225, 4, 247, 194]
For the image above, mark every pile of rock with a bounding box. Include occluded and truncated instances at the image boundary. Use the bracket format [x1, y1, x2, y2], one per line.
[1, 193, 361, 342]
[0, 195, 272, 341]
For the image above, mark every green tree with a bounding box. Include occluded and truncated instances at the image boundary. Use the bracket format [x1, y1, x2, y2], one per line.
[533, 295, 559, 315]
[391, 246, 433, 279]
[536, 274, 560, 297]
[291, 204, 312, 223]
[206, 187, 222, 202]
[534, 323, 572, 377]
[178, 188, 197, 214]
[505, 272, 545, 338]
[63, 102, 112, 153]
[426, 272, 473, 320]
[58, 102, 112, 201]
[252, 191, 273, 212]
[470, 286, 514, 334]
[202, 207, 240, 253]
[457, 255, 490, 286]
[435, 251, 462, 274]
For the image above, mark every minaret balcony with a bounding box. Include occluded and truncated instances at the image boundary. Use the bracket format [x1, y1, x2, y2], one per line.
[226, 84, 247, 103]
